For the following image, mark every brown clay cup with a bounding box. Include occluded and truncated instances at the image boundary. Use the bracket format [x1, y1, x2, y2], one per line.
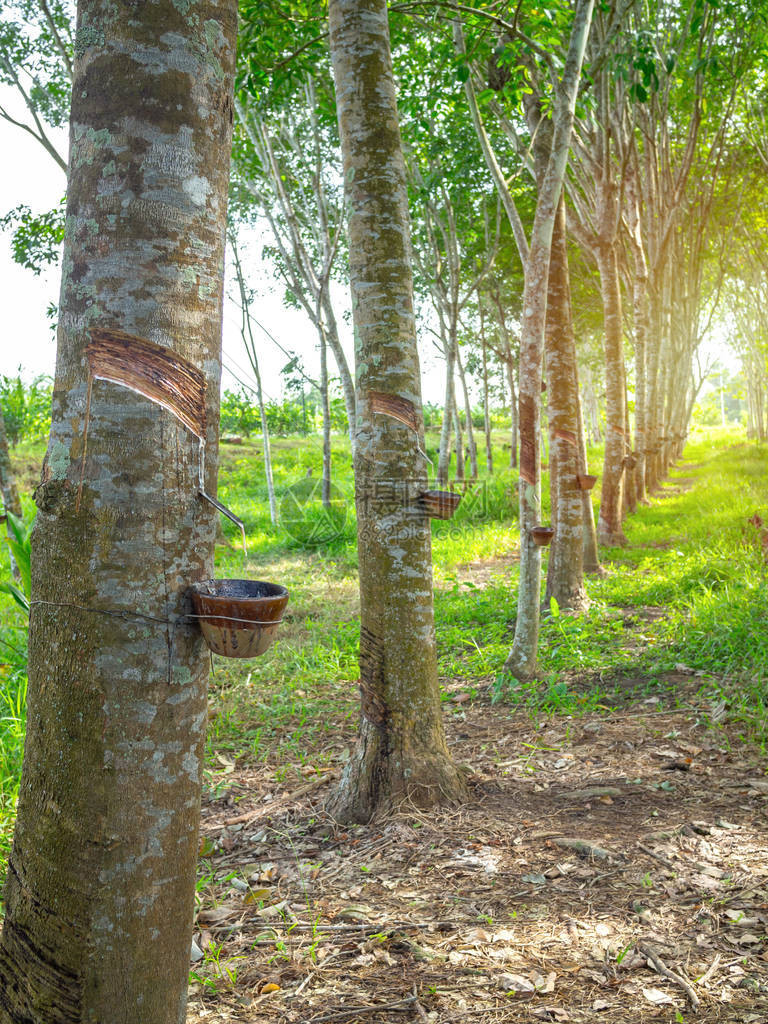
[190, 579, 289, 659]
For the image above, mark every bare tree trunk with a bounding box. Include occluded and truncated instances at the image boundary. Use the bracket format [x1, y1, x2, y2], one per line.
[436, 328, 456, 485]
[230, 235, 277, 525]
[644, 294, 660, 491]
[327, 0, 466, 822]
[0, 2, 236, 1020]
[576, 384, 602, 575]
[480, 310, 493, 474]
[504, 0, 595, 680]
[544, 197, 587, 611]
[320, 330, 332, 507]
[582, 366, 602, 443]
[626, 165, 650, 506]
[507, 361, 518, 468]
[456, 346, 478, 479]
[453, 393, 465, 482]
[595, 242, 628, 546]
[322, 294, 357, 450]
[623, 387, 637, 517]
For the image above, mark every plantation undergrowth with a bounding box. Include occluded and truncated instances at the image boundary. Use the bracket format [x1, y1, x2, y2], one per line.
[0, 426, 765, 863]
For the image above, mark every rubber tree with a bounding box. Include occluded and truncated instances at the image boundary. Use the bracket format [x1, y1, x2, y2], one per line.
[327, 0, 467, 821]
[0, 1, 236, 1020]
[456, 0, 594, 676]
[521, 85, 591, 611]
[543, 195, 588, 610]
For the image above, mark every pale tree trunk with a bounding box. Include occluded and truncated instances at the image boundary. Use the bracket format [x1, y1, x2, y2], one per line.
[623, 386, 637, 516]
[456, 346, 478, 479]
[327, 0, 466, 822]
[0, 1, 236, 1021]
[485, 283, 517, 467]
[625, 161, 650, 505]
[645, 288, 663, 491]
[582, 366, 602, 443]
[230, 236, 277, 525]
[576, 385, 602, 575]
[436, 328, 456, 485]
[544, 197, 587, 611]
[480, 308, 493, 473]
[595, 242, 628, 546]
[320, 329, 332, 507]
[504, 0, 595, 680]
[506, 360, 518, 468]
[453, 394, 465, 482]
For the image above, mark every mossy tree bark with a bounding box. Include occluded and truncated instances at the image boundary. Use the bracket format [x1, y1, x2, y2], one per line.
[0, 2, 236, 1021]
[327, 0, 466, 822]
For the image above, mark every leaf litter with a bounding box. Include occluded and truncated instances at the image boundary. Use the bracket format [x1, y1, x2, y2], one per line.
[187, 677, 768, 1024]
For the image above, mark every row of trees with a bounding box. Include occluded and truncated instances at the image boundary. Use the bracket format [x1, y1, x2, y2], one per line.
[0, 0, 767, 1018]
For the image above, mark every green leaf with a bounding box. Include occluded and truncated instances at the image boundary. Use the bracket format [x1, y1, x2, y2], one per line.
[0, 581, 30, 615]
[550, 596, 560, 619]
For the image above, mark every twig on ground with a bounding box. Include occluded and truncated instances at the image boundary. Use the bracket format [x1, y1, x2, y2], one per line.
[412, 984, 430, 1022]
[637, 940, 700, 1008]
[299, 993, 417, 1023]
[637, 843, 676, 869]
[696, 952, 722, 987]
[207, 772, 339, 831]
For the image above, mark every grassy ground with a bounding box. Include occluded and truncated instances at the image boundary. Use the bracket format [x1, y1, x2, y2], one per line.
[205, 425, 768, 779]
[0, 426, 765, 870]
[1, 424, 767, 1019]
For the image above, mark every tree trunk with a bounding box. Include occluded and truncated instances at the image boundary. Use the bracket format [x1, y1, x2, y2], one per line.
[582, 366, 602, 443]
[0, 2, 236, 1021]
[453, 393, 465, 482]
[258, 381, 278, 526]
[230, 235, 277, 525]
[506, 360, 518, 468]
[327, 0, 466, 822]
[544, 197, 587, 611]
[321, 293, 358, 451]
[480, 312, 493, 474]
[436, 330, 456, 485]
[645, 285, 664, 491]
[595, 242, 628, 546]
[456, 346, 478, 479]
[623, 388, 637, 517]
[320, 330, 332, 507]
[626, 168, 650, 506]
[575, 382, 602, 575]
[504, 0, 595, 680]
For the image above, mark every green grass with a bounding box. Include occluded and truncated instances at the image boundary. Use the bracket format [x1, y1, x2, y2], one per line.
[1, 424, 766, 845]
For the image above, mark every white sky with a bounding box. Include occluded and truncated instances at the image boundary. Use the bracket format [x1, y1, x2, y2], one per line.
[0, 88, 449, 409]
[0, 87, 735, 414]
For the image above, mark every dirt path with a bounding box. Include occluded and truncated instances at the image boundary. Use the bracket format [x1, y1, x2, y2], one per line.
[188, 687, 768, 1023]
